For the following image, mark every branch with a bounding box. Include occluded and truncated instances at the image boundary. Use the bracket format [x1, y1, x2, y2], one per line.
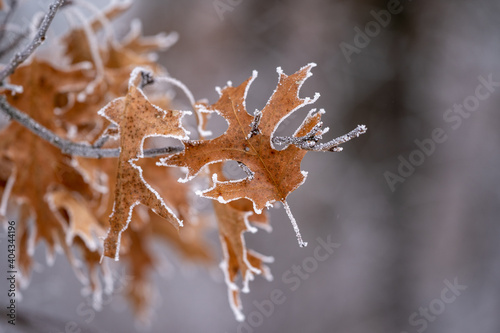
[0, 0, 65, 84]
[0, 97, 183, 158]
[273, 124, 367, 152]
[247, 110, 261, 139]
[91, 124, 117, 148]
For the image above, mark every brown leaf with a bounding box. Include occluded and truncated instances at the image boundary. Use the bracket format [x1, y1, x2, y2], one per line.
[162, 64, 321, 211]
[99, 68, 189, 260]
[0, 59, 96, 275]
[5, 58, 92, 130]
[208, 162, 272, 321]
[138, 157, 213, 262]
[63, 1, 132, 65]
[0, 124, 93, 266]
[59, 3, 171, 141]
[161, 64, 322, 246]
[46, 188, 106, 252]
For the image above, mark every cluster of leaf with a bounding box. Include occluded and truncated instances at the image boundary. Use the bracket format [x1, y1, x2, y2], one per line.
[0, 2, 211, 321]
[0, 1, 365, 322]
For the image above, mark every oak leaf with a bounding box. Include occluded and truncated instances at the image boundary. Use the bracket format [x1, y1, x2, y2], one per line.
[210, 163, 272, 321]
[46, 188, 106, 252]
[98, 68, 189, 260]
[0, 59, 96, 276]
[160, 63, 324, 246]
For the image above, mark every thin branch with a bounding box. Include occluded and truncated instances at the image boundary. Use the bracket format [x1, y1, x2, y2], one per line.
[247, 110, 261, 139]
[273, 122, 323, 146]
[91, 124, 116, 148]
[0, 97, 183, 158]
[0, 0, 65, 84]
[273, 124, 367, 152]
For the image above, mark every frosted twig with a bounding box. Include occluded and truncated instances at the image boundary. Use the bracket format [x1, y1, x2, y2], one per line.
[0, 0, 66, 84]
[273, 122, 323, 147]
[92, 124, 117, 148]
[283, 201, 307, 247]
[247, 110, 261, 139]
[273, 124, 367, 152]
[0, 97, 183, 158]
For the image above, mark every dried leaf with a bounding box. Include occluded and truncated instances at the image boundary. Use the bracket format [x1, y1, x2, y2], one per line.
[5, 59, 92, 130]
[138, 156, 213, 262]
[0, 59, 95, 275]
[210, 163, 272, 321]
[59, 3, 171, 141]
[161, 63, 323, 246]
[99, 68, 189, 260]
[46, 188, 106, 252]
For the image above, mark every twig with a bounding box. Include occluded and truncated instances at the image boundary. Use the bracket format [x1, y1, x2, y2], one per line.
[0, 97, 183, 158]
[0, 90, 365, 157]
[273, 124, 367, 152]
[91, 124, 116, 148]
[0, 0, 65, 84]
[247, 110, 261, 139]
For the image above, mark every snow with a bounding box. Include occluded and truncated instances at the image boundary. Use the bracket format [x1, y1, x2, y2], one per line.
[3, 83, 23, 94]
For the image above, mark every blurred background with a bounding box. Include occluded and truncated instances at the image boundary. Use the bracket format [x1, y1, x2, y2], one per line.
[1, 0, 500, 332]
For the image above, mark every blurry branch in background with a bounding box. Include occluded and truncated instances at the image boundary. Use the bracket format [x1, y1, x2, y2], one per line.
[0, 0, 65, 84]
[0, 0, 23, 57]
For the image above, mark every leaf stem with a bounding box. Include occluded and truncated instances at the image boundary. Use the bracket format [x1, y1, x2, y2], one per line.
[283, 200, 308, 248]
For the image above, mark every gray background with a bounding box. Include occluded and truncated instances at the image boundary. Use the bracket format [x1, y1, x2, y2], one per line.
[1, 0, 500, 332]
